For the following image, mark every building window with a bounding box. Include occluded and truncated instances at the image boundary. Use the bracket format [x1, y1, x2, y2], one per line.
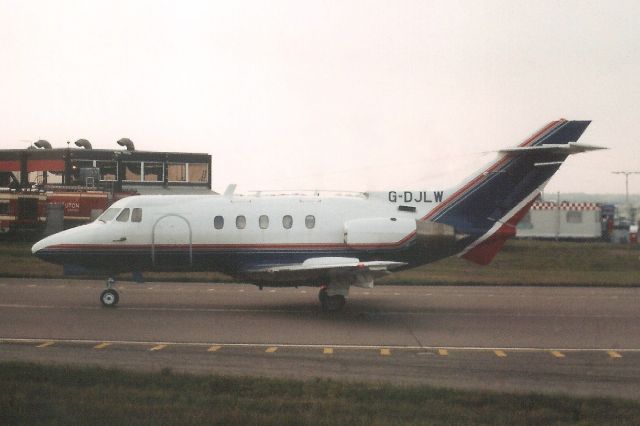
[97, 161, 117, 181]
[259, 215, 269, 229]
[167, 163, 186, 182]
[0, 201, 9, 215]
[214, 216, 224, 229]
[236, 215, 246, 229]
[282, 215, 293, 229]
[116, 208, 130, 222]
[188, 163, 208, 183]
[566, 211, 583, 224]
[143, 162, 163, 182]
[305, 215, 315, 229]
[123, 162, 142, 182]
[131, 208, 142, 223]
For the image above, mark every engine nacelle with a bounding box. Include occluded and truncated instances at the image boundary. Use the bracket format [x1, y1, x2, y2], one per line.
[343, 217, 416, 246]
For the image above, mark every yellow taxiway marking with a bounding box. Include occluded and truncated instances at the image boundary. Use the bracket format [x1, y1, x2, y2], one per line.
[380, 348, 391, 356]
[438, 349, 448, 356]
[494, 350, 507, 358]
[265, 346, 278, 353]
[93, 342, 111, 350]
[608, 351, 622, 359]
[149, 344, 167, 351]
[551, 350, 565, 358]
[207, 345, 222, 352]
[36, 341, 55, 348]
[323, 347, 333, 355]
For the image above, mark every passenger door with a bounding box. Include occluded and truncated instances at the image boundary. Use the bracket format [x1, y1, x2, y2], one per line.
[151, 214, 192, 269]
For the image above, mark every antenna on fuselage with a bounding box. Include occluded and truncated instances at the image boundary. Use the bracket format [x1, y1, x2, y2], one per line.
[223, 184, 237, 198]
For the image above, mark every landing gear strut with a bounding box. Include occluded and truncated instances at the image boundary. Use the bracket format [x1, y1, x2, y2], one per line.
[100, 277, 119, 307]
[319, 287, 346, 312]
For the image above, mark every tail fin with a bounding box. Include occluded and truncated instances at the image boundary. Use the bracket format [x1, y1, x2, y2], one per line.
[422, 119, 599, 265]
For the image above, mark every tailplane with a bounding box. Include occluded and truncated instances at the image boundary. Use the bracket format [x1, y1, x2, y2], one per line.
[422, 119, 602, 265]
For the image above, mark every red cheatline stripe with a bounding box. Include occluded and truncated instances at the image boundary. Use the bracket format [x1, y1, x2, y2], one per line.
[517, 119, 566, 147]
[44, 232, 417, 252]
[422, 120, 565, 221]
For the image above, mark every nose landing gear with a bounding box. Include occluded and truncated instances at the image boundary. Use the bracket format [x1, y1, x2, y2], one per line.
[100, 277, 119, 307]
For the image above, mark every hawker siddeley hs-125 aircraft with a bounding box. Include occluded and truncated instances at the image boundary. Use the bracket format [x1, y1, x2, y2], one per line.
[32, 119, 603, 311]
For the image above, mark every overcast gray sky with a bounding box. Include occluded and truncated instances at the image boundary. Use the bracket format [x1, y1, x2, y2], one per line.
[1, 0, 639, 194]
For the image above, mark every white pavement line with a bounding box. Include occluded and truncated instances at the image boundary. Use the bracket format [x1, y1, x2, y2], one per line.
[1, 338, 640, 353]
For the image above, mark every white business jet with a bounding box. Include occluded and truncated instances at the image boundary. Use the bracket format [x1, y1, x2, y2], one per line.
[32, 119, 603, 311]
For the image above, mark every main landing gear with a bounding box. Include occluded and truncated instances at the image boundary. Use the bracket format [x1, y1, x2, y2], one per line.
[319, 287, 346, 312]
[100, 277, 119, 307]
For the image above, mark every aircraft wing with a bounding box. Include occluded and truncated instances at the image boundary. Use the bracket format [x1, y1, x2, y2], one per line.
[243, 257, 407, 288]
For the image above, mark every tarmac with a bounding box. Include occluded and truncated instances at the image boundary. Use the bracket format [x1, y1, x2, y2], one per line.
[1, 278, 639, 400]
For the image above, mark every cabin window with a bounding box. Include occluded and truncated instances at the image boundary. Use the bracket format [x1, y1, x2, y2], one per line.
[131, 208, 142, 223]
[566, 211, 583, 224]
[214, 215, 224, 229]
[259, 215, 269, 229]
[305, 215, 315, 229]
[116, 208, 130, 222]
[236, 215, 246, 229]
[282, 215, 293, 229]
[97, 208, 121, 222]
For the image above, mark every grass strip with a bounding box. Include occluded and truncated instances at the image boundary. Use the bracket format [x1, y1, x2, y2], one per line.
[1, 361, 639, 425]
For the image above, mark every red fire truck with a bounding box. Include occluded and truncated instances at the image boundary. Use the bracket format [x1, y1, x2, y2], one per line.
[0, 188, 135, 236]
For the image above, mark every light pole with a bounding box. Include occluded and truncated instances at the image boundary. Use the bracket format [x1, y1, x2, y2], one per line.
[612, 171, 640, 204]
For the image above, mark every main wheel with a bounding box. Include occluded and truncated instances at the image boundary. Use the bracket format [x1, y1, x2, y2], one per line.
[319, 289, 345, 312]
[100, 289, 119, 307]
[326, 295, 345, 312]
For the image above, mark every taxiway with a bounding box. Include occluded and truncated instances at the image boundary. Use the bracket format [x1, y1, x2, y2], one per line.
[1, 278, 639, 400]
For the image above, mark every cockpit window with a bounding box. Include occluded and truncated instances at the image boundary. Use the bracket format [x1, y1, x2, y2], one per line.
[97, 208, 121, 222]
[131, 208, 142, 223]
[116, 208, 130, 222]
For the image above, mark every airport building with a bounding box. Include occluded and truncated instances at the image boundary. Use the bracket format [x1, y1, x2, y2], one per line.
[0, 140, 211, 194]
[0, 140, 212, 235]
[516, 201, 604, 240]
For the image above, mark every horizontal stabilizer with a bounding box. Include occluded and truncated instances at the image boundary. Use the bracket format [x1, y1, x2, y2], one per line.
[499, 142, 607, 155]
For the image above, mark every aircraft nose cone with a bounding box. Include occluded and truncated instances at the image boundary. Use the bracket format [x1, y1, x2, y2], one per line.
[32, 237, 49, 257]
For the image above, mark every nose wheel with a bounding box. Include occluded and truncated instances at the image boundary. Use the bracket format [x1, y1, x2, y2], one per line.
[100, 277, 119, 307]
